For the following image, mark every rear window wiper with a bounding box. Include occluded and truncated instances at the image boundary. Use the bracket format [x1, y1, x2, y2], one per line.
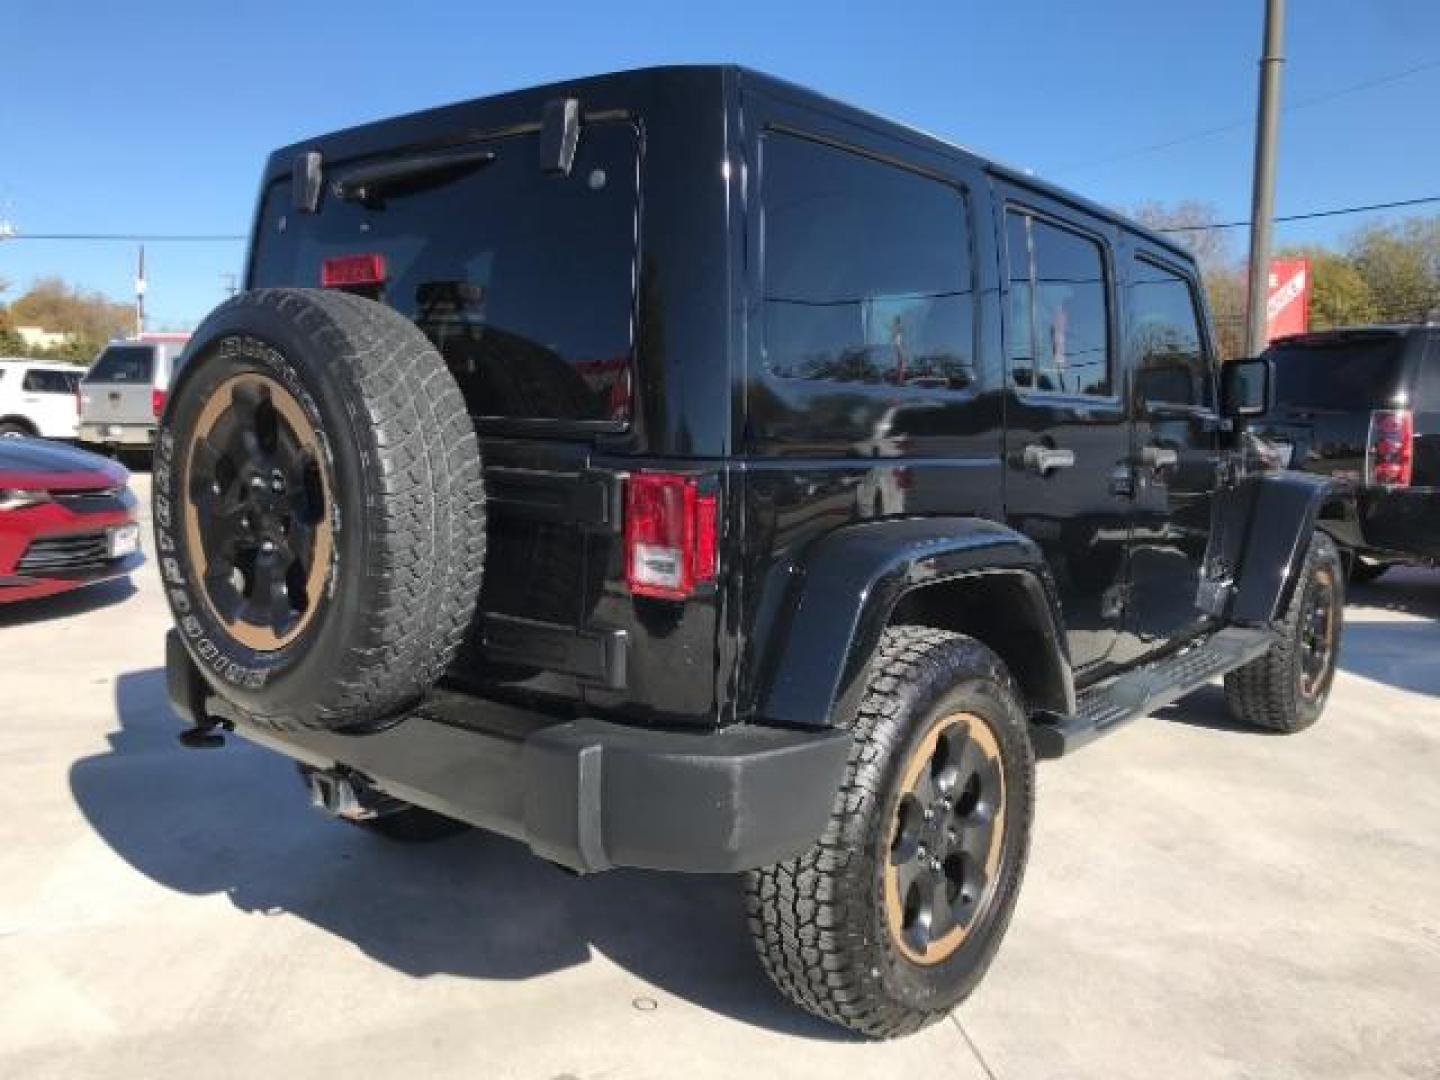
[333, 145, 496, 206]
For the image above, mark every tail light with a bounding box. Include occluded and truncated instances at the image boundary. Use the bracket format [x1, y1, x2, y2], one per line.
[152, 388, 167, 418]
[321, 253, 387, 289]
[624, 472, 718, 599]
[1366, 409, 1413, 488]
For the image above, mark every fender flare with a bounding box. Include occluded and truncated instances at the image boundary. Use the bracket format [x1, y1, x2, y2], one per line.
[1228, 470, 1344, 626]
[753, 517, 1074, 730]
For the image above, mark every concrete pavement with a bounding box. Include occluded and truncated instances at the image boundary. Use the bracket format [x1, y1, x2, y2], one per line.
[1, 473, 1436, 1079]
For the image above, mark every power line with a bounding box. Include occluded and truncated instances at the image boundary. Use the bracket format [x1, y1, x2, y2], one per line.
[1156, 194, 1440, 233]
[1054, 56, 1440, 176]
[1, 232, 245, 242]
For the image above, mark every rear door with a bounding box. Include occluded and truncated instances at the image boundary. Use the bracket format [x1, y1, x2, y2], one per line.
[81, 345, 158, 427]
[21, 367, 80, 437]
[1121, 243, 1223, 655]
[996, 183, 1132, 676]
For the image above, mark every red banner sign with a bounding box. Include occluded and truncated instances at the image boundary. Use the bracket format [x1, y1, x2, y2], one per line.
[1266, 258, 1311, 343]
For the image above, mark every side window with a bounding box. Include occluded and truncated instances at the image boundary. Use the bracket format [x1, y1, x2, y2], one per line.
[1005, 210, 1112, 396]
[1129, 257, 1214, 410]
[761, 132, 977, 389]
[23, 369, 72, 394]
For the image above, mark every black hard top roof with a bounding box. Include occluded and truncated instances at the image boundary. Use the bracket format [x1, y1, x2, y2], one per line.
[266, 63, 1193, 262]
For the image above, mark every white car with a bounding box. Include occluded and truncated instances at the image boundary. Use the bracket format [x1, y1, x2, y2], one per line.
[0, 359, 83, 439]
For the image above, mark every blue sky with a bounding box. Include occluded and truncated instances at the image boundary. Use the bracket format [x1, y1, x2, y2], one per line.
[3, 0, 1438, 329]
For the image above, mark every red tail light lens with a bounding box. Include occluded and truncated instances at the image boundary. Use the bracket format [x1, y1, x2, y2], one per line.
[624, 473, 718, 599]
[1366, 409, 1413, 487]
[152, 388, 167, 418]
[321, 253, 387, 289]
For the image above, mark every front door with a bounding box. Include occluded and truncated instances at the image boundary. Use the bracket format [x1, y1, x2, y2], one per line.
[997, 188, 1132, 676]
[1120, 244, 1223, 656]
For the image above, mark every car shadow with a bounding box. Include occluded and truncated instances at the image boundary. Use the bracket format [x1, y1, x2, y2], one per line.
[1340, 567, 1440, 697]
[1347, 566, 1440, 621]
[68, 668, 854, 1042]
[0, 576, 137, 628]
[1158, 684, 1274, 734]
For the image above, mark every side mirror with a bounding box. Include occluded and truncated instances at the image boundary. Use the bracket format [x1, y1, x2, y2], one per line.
[1222, 357, 1270, 417]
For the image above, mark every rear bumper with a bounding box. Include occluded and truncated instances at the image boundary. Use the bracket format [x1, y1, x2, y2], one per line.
[166, 631, 850, 874]
[78, 423, 154, 446]
[1359, 488, 1440, 561]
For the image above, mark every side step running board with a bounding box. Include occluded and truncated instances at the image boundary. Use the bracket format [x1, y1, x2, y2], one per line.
[1030, 626, 1277, 759]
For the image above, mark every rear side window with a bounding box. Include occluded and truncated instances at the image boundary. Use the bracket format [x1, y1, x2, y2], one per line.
[86, 346, 154, 383]
[1129, 257, 1213, 409]
[250, 122, 640, 426]
[23, 369, 76, 394]
[759, 132, 977, 389]
[1005, 210, 1111, 396]
[1265, 334, 1406, 411]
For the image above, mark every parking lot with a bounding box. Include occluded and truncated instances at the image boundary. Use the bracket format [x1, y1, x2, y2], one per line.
[1, 471, 1437, 1080]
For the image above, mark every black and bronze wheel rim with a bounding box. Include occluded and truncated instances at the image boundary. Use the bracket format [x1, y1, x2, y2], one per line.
[183, 372, 333, 652]
[886, 711, 1007, 966]
[1299, 565, 1339, 699]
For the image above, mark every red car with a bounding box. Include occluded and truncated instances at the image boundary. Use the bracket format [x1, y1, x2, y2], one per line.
[0, 438, 142, 604]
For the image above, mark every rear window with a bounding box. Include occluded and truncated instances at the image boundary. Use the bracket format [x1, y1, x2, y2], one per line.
[250, 121, 640, 426]
[85, 346, 155, 384]
[1266, 334, 1406, 411]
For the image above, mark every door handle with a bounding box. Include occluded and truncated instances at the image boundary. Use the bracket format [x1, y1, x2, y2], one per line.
[1023, 444, 1076, 476]
[1139, 445, 1179, 470]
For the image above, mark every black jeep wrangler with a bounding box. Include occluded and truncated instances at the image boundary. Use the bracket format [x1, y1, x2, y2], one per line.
[1253, 324, 1440, 583]
[157, 66, 1344, 1038]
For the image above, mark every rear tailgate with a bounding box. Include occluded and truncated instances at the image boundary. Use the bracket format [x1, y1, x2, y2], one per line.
[81, 345, 156, 426]
[1256, 331, 1408, 483]
[247, 106, 721, 725]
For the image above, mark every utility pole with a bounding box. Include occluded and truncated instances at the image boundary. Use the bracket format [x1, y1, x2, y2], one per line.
[135, 244, 147, 338]
[1244, 0, 1286, 356]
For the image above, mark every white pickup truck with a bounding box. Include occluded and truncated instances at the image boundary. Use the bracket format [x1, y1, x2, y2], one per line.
[78, 338, 188, 456]
[0, 359, 83, 439]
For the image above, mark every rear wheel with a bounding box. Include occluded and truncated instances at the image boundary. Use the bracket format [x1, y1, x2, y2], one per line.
[1225, 532, 1343, 733]
[746, 627, 1035, 1038]
[0, 421, 34, 438]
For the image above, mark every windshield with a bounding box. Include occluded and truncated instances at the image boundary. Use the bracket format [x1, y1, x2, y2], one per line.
[85, 346, 154, 384]
[250, 121, 640, 427]
[1266, 334, 1406, 411]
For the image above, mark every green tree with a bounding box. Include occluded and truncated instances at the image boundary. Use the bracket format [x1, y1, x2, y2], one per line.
[1347, 217, 1440, 324]
[1275, 247, 1377, 329]
[8, 276, 132, 357]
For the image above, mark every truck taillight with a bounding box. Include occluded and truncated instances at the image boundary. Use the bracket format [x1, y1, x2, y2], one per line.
[1366, 409, 1413, 488]
[152, 388, 167, 419]
[624, 473, 718, 599]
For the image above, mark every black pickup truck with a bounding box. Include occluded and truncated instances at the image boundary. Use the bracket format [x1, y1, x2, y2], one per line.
[157, 66, 1344, 1037]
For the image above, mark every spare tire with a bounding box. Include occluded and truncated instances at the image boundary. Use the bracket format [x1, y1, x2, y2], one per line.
[154, 288, 485, 732]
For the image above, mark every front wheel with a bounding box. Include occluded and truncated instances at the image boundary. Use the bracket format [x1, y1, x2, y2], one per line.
[1225, 532, 1344, 733]
[745, 627, 1035, 1038]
